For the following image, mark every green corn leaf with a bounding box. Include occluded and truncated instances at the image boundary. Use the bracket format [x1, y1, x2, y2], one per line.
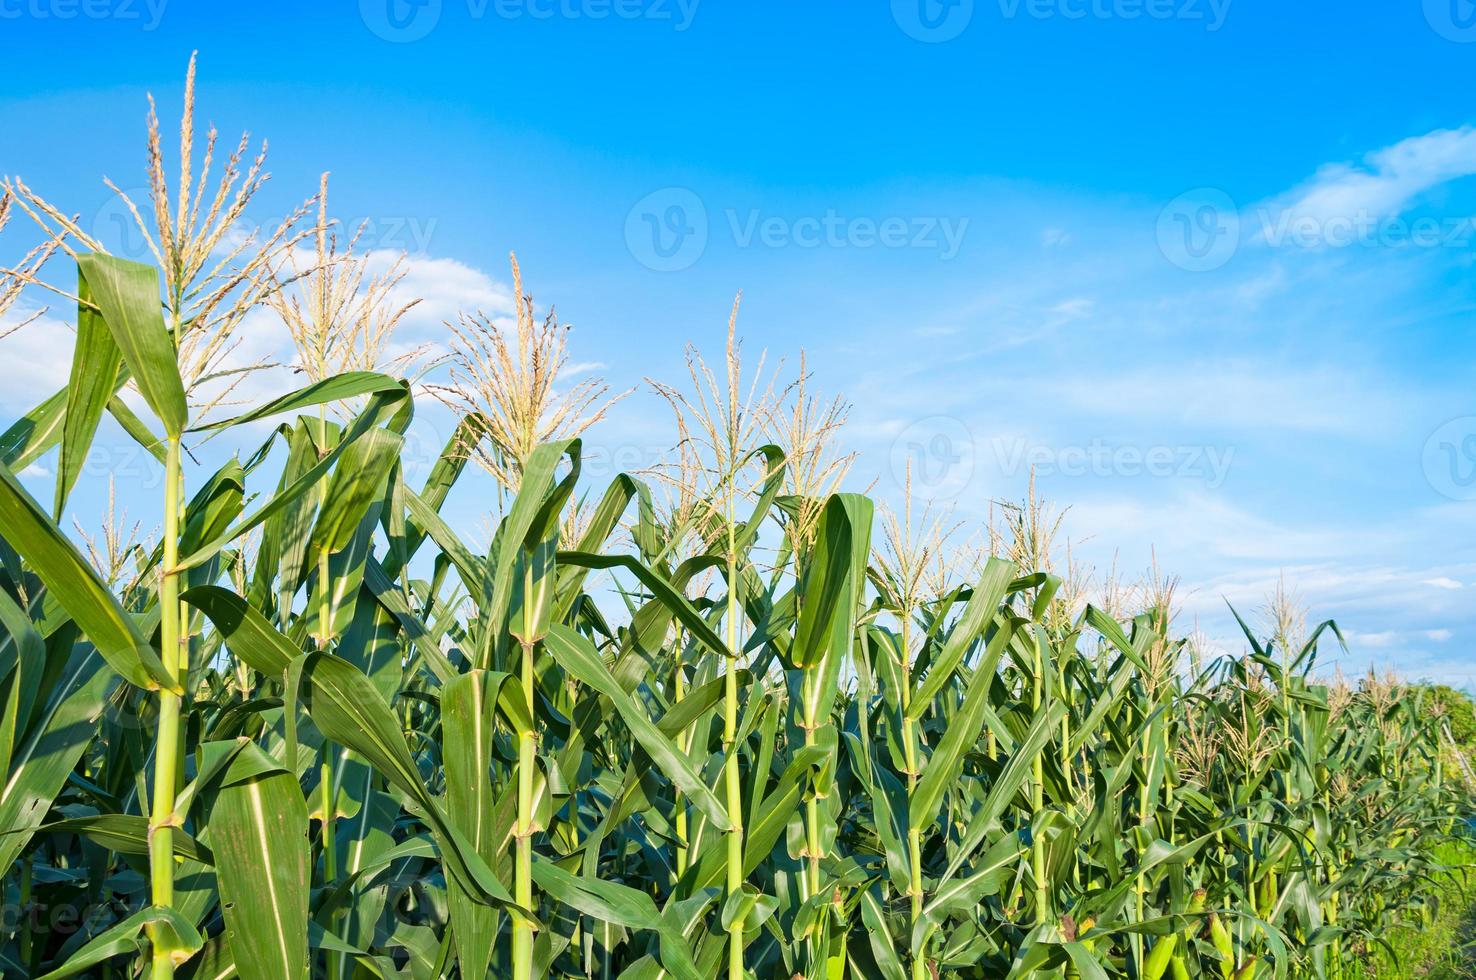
[307, 426, 403, 559]
[191, 371, 403, 432]
[295, 651, 516, 910]
[0, 645, 115, 878]
[33, 904, 202, 980]
[209, 741, 311, 980]
[544, 623, 730, 830]
[790, 494, 856, 670]
[911, 629, 1040, 833]
[0, 459, 175, 690]
[182, 585, 299, 675]
[442, 669, 527, 977]
[174, 387, 409, 573]
[1, 387, 68, 471]
[909, 557, 1016, 716]
[54, 275, 125, 517]
[25, 814, 211, 863]
[76, 252, 188, 438]
[530, 861, 703, 980]
[107, 391, 166, 462]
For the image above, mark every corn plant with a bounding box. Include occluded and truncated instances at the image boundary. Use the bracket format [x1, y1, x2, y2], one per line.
[0, 67, 1470, 980]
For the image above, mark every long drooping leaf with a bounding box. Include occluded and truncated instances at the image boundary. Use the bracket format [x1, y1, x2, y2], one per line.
[182, 585, 299, 674]
[1, 387, 67, 470]
[0, 645, 115, 877]
[0, 460, 173, 690]
[192, 371, 403, 432]
[33, 905, 202, 980]
[295, 651, 517, 910]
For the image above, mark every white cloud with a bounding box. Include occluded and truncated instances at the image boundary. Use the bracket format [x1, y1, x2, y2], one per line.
[1273, 127, 1476, 222]
[559, 361, 608, 380]
[1425, 628, 1453, 641]
[380, 251, 516, 341]
[1424, 576, 1464, 590]
[0, 306, 74, 411]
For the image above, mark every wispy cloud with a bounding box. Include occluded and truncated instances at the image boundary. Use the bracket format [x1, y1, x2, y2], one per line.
[1267, 127, 1476, 226]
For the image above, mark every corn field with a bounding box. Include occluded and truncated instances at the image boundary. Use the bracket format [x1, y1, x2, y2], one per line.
[0, 69, 1470, 980]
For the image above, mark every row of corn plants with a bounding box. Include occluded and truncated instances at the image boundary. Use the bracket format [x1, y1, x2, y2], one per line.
[0, 68, 1470, 979]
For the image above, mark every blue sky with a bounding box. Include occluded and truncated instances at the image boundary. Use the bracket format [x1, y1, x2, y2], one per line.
[3, 0, 1476, 685]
